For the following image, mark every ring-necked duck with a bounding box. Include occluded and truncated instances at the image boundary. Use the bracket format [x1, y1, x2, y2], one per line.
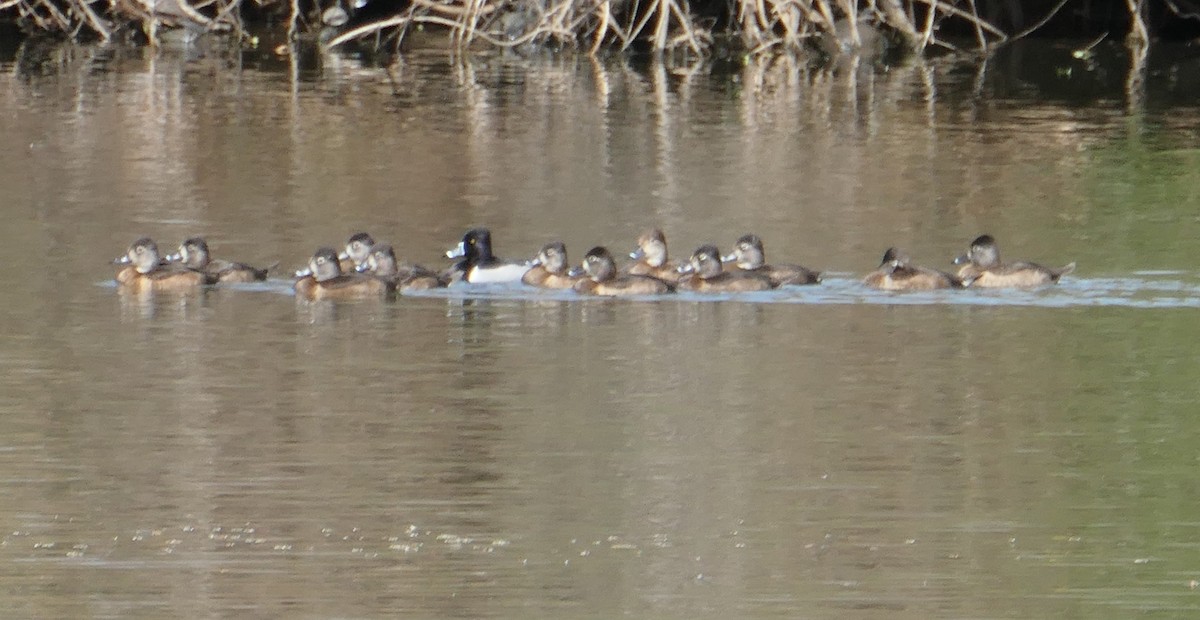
[294, 247, 394, 300]
[338, 232, 375, 273]
[444, 228, 531, 284]
[864, 247, 964, 290]
[355, 243, 445, 291]
[953, 234, 1076, 288]
[571, 246, 674, 296]
[625, 228, 682, 283]
[165, 237, 272, 283]
[113, 237, 215, 292]
[721, 234, 821, 286]
[678, 244, 774, 292]
[522, 241, 583, 289]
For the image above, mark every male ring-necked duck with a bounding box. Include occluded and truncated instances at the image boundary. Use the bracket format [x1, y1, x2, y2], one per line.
[721, 233, 821, 286]
[355, 243, 445, 291]
[522, 241, 583, 289]
[113, 237, 215, 292]
[338, 232, 376, 273]
[444, 228, 531, 284]
[165, 237, 272, 283]
[294, 247, 394, 300]
[572, 246, 674, 296]
[864, 247, 964, 291]
[678, 244, 774, 292]
[953, 234, 1076, 288]
[625, 228, 683, 283]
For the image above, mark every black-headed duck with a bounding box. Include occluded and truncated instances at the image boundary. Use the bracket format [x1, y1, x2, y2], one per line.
[953, 234, 1076, 288]
[165, 237, 272, 283]
[113, 237, 216, 292]
[864, 247, 964, 291]
[572, 246, 673, 296]
[678, 244, 774, 292]
[722, 233, 821, 286]
[522, 241, 583, 289]
[338, 232, 376, 273]
[355, 243, 445, 291]
[444, 228, 530, 284]
[625, 228, 682, 283]
[294, 247, 394, 300]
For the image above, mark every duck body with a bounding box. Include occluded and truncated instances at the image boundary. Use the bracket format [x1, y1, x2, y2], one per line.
[626, 262, 683, 284]
[677, 272, 773, 292]
[294, 274, 392, 300]
[118, 266, 212, 293]
[737, 264, 821, 287]
[574, 275, 673, 296]
[523, 268, 581, 289]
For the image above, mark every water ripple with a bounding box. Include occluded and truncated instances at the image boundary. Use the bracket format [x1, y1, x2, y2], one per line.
[99, 274, 1200, 308]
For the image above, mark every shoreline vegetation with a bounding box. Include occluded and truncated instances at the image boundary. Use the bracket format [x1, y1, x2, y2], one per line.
[0, 0, 1183, 58]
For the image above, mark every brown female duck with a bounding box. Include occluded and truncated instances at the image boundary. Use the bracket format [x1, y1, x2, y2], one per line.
[573, 246, 673, 296]
[294, 247, 393, 300]
[953, 235, 1075, 288]
[166, 236, 272, 283]
[678, 244, 774, 292]
[722, 233, 821, 286]
[113, 237, 215, 292]
[522, 241, 583, 289]
[864, 247, 964, 291]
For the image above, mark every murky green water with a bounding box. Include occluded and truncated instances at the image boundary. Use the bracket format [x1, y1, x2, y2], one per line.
[2, 37, 1200, 617]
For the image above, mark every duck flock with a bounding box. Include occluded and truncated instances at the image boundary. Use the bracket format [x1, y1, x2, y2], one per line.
[111, 228, 1076, 300]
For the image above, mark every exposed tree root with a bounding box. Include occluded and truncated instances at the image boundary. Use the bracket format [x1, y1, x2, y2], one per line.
[0, 0, 1161, 59]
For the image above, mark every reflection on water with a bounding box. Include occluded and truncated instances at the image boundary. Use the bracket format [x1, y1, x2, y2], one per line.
[2, 39, 1200, 617]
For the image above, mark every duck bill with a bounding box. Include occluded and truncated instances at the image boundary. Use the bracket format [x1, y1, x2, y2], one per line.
[112, 255, 132, 265]
[952, 254, 969, 266]
[567, 266, 586, 278]
[677, 264, 696, 275]
[720, 253, 737, 264]
[164, 252, 182, 263]
[294, 267, 313, 278]
[337, 251, 351, 262]
[446, 241, 466, 259]
[528, 258, 542, 268]
[355, 263, 370, 273]
[629, 247, 645, 261]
